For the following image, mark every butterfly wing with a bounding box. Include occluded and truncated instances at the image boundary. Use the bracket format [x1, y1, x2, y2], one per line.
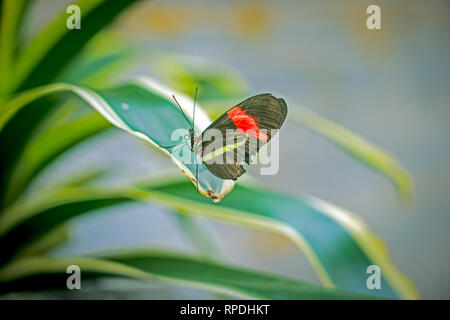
[199, 94, 287, 180]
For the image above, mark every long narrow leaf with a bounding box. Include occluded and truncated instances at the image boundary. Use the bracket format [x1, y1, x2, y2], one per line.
[8, 169, 111, 259]
[59, 31, 139, 88]
[0, 179, 418, 299]
[136, 178, 419, 299]
[16, 224, 70, 258]
[0, 186, 131, 265]
[0, 251, 375, 299]
[4, 112, 109, 203]
[0, 0, 28, 95]
[0, 95, 61, 207]
[11, 0, 138, 93]
[290, 107, 413, 201]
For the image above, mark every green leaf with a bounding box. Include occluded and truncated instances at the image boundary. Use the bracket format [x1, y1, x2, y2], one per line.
[152, 54, 250, 109]
[172, 212, 225, 299]
[10, 0, 138, 93]
[0, 94, 60, 208]
[0, 178, 418, 299]
[135, 178, 419, 299]
[0, 185, 132, 266]
[4, 111, 110, 204]
[0, 78, 235, 202]
[59, 31, 139, 88]
[50, 167, 112, 190]
[16, 224, 70, 258]
[0, 169, 116, 263]
[0, 251, 375, 299]
[0, 0, 28, 95]
[173, 212, 219, 259]
[290, 107, 413, 201]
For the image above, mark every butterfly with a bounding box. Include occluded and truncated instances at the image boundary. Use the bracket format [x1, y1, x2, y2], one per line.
[164, 89, 287, 187]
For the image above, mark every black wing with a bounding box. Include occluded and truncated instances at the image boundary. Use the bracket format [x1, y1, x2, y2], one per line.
[199, 93, 287, 180]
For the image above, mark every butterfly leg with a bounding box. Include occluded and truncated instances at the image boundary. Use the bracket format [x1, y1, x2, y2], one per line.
[159, 142, 180, 149]
[195, 163, 199, 193]
[159, 140, 192, 150]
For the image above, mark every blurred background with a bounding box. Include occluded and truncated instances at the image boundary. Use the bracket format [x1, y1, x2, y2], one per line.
[13, 0, 449, 299]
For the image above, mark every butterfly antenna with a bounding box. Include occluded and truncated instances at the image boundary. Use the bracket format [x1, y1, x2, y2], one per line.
[192, 86, 198, 132]
[193, 87, 199, 193]
[172, 95, 192, 129]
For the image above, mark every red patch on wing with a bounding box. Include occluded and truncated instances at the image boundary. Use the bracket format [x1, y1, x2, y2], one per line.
[227, 106, 268, 141]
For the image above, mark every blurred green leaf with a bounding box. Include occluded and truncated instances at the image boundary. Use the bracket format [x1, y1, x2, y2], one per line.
[290, 107, 413, 201]
[4, 111, 110, 204]
[16, 224, 70, 258]
[51, 167, 112, 189]
[173, 212, 219, 259]
[61, 47, 135, 88]
[0, 177, 418, 299]
[137, 178, 419, 299]
[10, 0, 138, 93]
[152, 54, 249, 112]
[59, 31, 139, 88]
[0, 185, 131, 265]
[172, 213, 226, 300]
[0, 251, 375, 299]
[0, 0, 28, 95]
[1, 169, 114, 261]
[0, 94, 60, 207]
